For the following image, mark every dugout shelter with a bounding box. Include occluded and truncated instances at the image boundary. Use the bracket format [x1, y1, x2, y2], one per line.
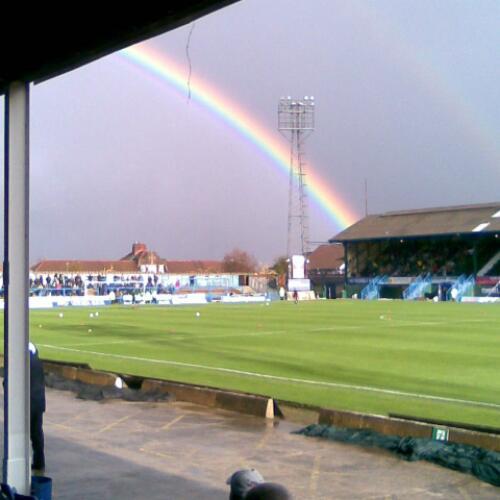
[330, 202, 500, 300]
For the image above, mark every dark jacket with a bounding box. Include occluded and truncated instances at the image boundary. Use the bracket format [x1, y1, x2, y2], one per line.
[30, 350, 46, 414]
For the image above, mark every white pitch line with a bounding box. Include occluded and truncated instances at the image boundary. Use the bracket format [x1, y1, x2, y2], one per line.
[182, 330, 287, 340]
[185, 325, 365, 339]
[387, 321, 444, 327]
[38, 344, 500, 410]
[174, 326, 358, 339]
[388, 318, 496, 327]
[457, 318, 496, 324]
[63, 340, 140, 348]
[309, 326, 362, 332]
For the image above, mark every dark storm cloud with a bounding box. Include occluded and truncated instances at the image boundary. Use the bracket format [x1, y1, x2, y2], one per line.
[1, 0, 499, 264]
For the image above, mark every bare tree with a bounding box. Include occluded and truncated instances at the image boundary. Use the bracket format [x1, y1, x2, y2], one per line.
[222, 248, 258, 273]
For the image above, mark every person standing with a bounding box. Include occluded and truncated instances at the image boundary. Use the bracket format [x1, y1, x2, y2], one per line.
[29, 342, 46, 472]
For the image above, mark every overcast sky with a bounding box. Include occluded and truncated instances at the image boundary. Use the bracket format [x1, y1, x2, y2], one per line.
[1, 0, 499, 264]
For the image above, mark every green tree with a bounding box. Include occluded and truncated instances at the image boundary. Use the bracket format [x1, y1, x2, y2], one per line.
[271, 255, 288, 275]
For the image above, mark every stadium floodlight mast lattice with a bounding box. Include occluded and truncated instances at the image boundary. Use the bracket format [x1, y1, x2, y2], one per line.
[278, 96, 315, 261]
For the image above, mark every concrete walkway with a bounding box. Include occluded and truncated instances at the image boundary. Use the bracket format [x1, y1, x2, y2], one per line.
[3, 387, 498, 499]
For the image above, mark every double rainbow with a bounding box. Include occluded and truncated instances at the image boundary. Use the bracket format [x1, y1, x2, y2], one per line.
[121, 44, 359, 230]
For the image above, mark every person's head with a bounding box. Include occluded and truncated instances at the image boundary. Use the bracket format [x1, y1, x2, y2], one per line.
[227, 469, 264, 500]
[244, 482, 292, 500]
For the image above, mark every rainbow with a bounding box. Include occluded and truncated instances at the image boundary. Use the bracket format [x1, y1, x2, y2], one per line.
[120, 44, 359, 230]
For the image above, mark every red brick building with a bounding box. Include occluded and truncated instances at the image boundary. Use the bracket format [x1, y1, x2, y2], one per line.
[31, 242, 225, 276]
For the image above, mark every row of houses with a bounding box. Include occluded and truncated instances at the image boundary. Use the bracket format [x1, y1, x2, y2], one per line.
[31, 242, 223, 277]
[23, 242, 256, 296]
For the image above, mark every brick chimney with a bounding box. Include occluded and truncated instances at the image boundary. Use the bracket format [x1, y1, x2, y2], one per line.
[132, 242, 147, 256]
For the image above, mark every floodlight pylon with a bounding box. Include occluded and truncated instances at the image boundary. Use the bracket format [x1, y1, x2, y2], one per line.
[278, 96, 315, 257]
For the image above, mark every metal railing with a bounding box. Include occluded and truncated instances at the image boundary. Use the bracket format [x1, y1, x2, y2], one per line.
[360, 275, 388, 300]
[403, 273, 432, 300]
[447, 274, 475, 302]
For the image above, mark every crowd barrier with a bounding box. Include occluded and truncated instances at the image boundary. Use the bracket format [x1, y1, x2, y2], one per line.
[0, 296, 111, 309]
[221, 295, 268, 303]
[285, 291, 316, 301]
[0, 292, 282, 309]
[461, 296, 500, 303]
[171, 294, 208, 305]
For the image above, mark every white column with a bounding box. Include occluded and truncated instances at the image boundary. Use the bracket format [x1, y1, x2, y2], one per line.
[3, 81, 31, 495]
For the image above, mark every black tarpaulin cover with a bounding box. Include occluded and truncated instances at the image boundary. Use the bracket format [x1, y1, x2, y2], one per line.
[295, 424, 500, 487]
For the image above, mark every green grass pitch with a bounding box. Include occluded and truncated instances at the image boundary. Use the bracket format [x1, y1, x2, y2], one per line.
[3, 300, 499, 428]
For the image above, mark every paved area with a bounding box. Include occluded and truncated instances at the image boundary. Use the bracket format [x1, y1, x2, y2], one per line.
[3, 387, 499, 499]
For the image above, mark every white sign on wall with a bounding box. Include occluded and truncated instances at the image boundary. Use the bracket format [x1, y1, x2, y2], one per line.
[292, 255, 305, 279]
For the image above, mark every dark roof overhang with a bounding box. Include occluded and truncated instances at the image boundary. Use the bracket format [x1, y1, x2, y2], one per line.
[0, 1, 239, 95]
[330, 202, 500, 243]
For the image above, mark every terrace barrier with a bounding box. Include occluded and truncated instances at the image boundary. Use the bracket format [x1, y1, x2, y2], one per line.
[5, 354, 497, 453]
[360, 275, 388, 300]
[403, 273, 432, 300]
[1, 355, 498, 452]
[447, 274, 475, 302]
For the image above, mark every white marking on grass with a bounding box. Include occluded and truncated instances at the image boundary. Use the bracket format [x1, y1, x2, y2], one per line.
[309, 326, 361, 332]
[39, 344, 500, 410]
[191, 326, 359, 338]
[389, 318, 494, 328]
[64, 340, 139, 348]
[387, 321, 444, 327]
[187, 330, 286, 340]
[459, 319, 495, 323]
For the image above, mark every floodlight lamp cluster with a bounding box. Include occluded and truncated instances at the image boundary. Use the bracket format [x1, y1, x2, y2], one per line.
[279, 96, 315, 107]
[278, 95, 315, 131]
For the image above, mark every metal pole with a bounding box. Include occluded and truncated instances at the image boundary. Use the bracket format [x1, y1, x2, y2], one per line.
[3, 81, 31, 495]
[286, 135, 295, 258]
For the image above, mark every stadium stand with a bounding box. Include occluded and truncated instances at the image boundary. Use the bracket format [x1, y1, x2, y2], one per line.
[0, 243, 270, 304]
[330, 202, 500, 300]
